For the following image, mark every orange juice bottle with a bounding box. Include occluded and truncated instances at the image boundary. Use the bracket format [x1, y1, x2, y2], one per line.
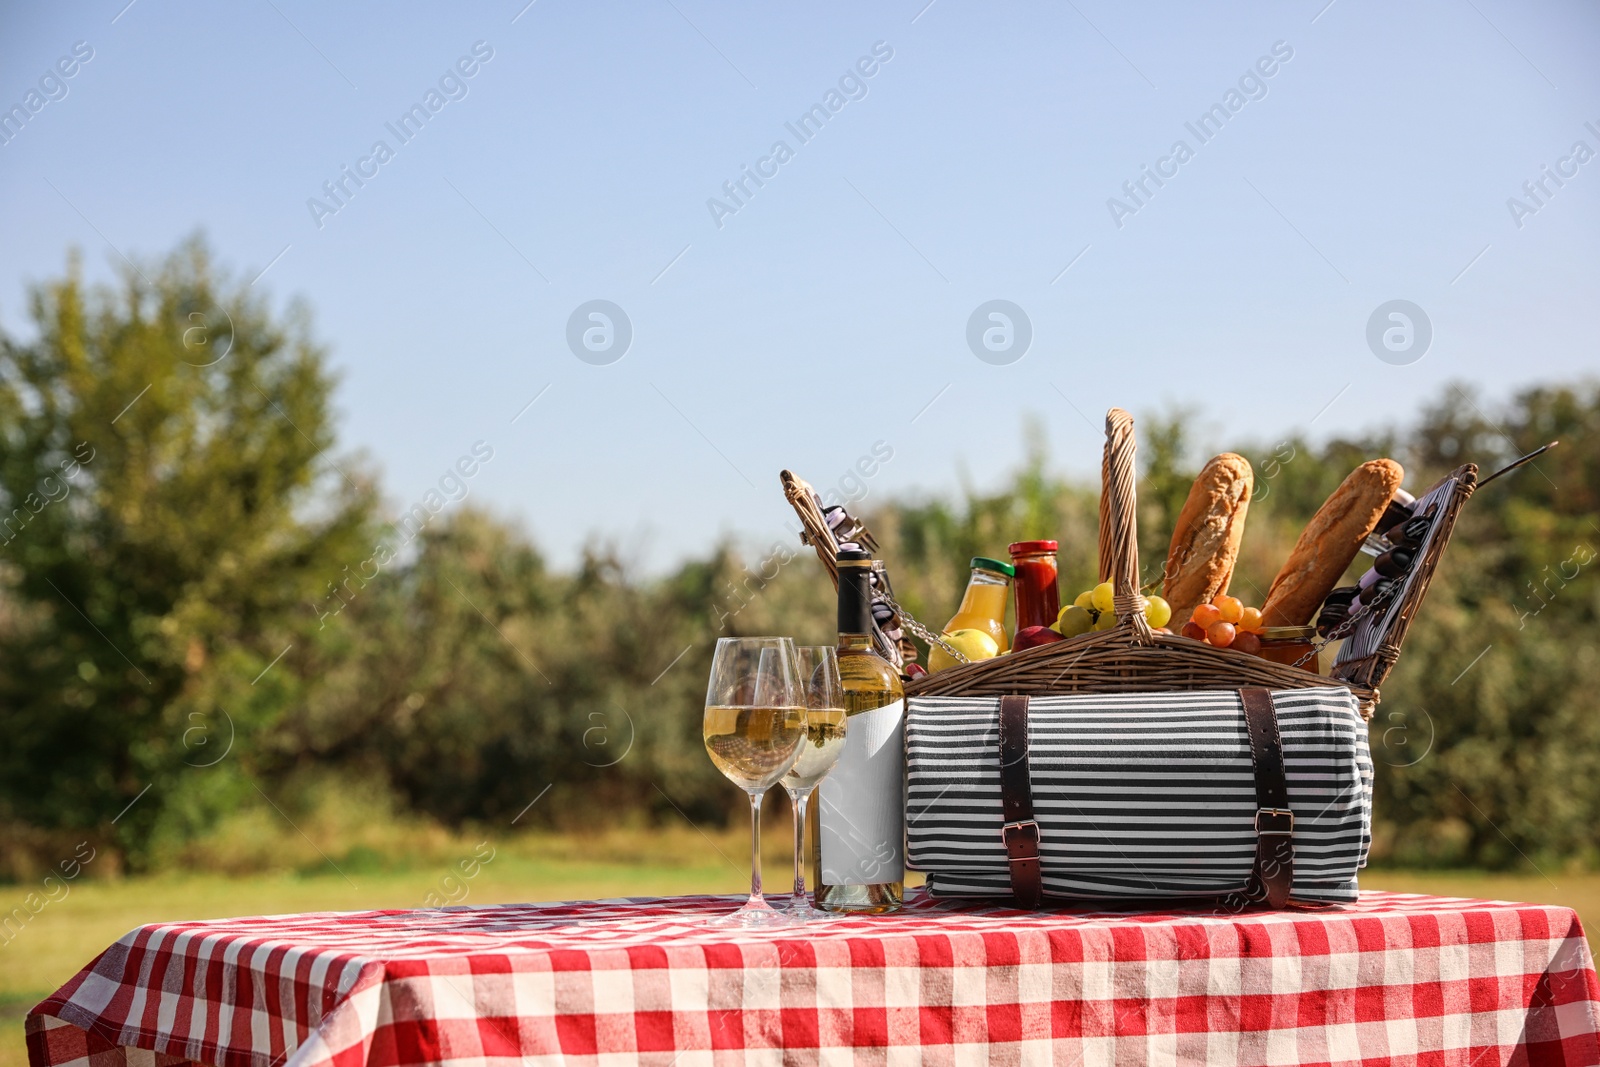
[943, 557, 1014, 653]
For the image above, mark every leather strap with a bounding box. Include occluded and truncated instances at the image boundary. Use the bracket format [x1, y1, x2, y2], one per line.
[997, 694, 1042, 908]
[1239, 687, 1295, 908]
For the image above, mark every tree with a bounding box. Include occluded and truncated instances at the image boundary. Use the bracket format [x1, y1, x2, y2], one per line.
[0, 238, 377, 868]
[1369, 383, 1600, 868]
[273, 509, 744, 831]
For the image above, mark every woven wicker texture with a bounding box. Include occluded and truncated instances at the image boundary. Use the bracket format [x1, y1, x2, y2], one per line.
[782, 408, 1477, 722]
[904, 408, 1482, 720]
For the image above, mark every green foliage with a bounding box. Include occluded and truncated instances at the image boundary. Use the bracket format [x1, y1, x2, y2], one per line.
[887, 422, 1100, 628]
[1133, 408, 1195, 588]
[1, 239, 1597, 877]
[0, 239, 377, 871]
[841, 391, 1600, 872]
[1366, 384, 1600, 869]
[273, 511, 739, 830]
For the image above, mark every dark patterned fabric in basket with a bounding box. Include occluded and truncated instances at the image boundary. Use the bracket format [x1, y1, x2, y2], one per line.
[1330, 466, 1475, 689]
[906, 687, 1374, 905]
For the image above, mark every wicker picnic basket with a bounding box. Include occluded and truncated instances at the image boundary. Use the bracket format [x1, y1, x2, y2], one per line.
[787, 407, 1478, 721]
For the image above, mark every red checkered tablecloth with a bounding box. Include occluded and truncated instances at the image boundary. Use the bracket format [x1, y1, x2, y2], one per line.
[25, 891, 1600, 1066]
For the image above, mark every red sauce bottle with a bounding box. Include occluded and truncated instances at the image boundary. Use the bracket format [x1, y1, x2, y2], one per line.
[1008, 540, 1060, 633]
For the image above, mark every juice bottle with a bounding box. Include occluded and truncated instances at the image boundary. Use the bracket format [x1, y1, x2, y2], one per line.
[943, 557, 1014, 653]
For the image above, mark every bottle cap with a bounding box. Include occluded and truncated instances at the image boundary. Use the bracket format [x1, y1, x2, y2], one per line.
[1007, 540, 1059, 556]
[970, 556, 1016, 577]
[837, 548, 872, 567]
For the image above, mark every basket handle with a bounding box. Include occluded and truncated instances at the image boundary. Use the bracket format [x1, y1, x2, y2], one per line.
[1101, 408, 1153, 641]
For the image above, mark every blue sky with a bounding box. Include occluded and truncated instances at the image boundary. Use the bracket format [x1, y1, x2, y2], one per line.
[2, 1, 1596, 571]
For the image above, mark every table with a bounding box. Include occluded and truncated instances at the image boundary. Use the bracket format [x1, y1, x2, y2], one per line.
[26, 891, 1600, 1067]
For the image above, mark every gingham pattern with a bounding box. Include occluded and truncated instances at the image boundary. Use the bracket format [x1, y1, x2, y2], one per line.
[26, 891, 1600, 1067]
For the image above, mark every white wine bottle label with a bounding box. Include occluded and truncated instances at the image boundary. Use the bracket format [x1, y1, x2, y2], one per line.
[817, 698, 905, 886]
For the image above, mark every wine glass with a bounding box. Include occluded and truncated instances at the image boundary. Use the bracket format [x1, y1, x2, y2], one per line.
[703, 636, 808, 927]
[781, 646, 848, 920]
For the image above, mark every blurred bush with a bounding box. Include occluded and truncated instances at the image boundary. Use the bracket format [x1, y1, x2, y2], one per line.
[0, 239, 1596, 878]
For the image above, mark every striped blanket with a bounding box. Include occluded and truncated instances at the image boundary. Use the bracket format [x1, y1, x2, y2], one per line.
[906, 687, 1373, 905]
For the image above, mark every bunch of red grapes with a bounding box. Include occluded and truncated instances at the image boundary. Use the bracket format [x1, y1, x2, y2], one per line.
[1178, 595, 1265, 654]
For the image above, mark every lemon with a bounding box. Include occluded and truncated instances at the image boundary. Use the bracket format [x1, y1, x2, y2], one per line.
[927, 628, 1000, 673]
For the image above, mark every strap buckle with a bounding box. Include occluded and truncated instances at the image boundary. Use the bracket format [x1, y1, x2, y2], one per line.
[1001, 819, 1040, 849]
[1255, 808, 1295, 835]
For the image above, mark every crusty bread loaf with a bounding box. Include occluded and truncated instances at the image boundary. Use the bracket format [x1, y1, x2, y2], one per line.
[1163, 453, 1253, 628]
[1261, 459, 1404, 627]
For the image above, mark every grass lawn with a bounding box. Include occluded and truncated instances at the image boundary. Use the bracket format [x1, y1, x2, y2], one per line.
[3, 836, 1594, 1067]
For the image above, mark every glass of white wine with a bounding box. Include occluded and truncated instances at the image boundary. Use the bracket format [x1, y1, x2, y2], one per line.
[781, 646, 847, 920]
[703, 636, 808, 928]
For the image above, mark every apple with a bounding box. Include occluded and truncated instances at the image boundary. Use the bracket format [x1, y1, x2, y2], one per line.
[1013, 625, 1066, 652]
[927, 628, 1001, 673]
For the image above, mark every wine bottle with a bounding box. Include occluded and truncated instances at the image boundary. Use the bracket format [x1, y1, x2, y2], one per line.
[812, 548, 905, 912]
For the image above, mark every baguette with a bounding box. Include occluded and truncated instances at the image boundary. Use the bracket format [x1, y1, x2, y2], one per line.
[1163, 453, 1253, 628]
[1261, 459, 1404, 627]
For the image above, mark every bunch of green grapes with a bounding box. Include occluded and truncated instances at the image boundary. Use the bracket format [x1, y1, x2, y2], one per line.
[1053, 582, 1171, 638]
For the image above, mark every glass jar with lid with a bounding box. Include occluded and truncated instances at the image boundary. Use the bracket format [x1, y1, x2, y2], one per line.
[1257, 626, 1321, 674]
[1007, 540, 1060, 634]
